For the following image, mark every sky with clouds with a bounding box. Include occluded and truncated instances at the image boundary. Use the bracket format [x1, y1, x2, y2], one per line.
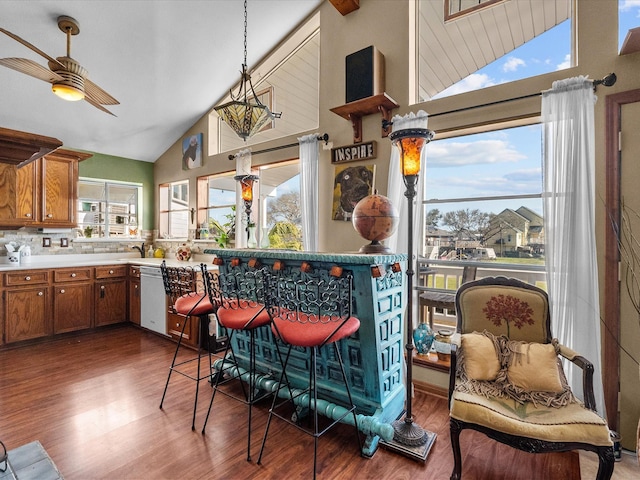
[422, 2, 640, 219]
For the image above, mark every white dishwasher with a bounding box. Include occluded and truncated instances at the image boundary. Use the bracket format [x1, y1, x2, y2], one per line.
[140, 265, 168, 336]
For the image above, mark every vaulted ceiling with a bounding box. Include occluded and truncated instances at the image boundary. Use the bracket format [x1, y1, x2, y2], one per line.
[0, 0, 570, 163]
[0, 0, 323, 162]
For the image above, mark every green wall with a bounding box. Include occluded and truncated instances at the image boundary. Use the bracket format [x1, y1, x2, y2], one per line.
[78, 152, 154, 231]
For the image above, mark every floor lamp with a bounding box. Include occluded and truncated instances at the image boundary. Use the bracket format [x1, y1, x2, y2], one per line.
[385, 126, 436, 461]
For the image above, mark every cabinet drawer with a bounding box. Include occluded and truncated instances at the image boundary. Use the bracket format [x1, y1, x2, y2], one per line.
[5, 270, 49, 286]
[95, 265, 127, 279]
[54, 267, 93, 283]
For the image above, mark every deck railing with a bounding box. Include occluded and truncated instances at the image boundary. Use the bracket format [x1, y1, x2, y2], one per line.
[417, 257, 546, 331]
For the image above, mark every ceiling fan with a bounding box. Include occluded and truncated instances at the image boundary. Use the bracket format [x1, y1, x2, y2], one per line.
[0, 15, 119, 115]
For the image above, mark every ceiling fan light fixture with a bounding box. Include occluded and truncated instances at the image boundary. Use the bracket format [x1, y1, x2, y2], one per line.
[52, 82, 85, 101]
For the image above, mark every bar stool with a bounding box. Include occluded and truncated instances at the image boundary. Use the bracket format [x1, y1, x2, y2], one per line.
[257, 266, 363, 479]
[159, 261, 215, 430]
[201, 262, 273, 462]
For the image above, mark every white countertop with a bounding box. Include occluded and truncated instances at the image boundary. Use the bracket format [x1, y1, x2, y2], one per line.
[0, 253, 216, 271]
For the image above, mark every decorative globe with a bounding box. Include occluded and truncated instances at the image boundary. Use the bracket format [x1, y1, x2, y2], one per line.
[352, 193, 399, 254]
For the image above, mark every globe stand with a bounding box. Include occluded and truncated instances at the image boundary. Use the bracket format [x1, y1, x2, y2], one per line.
[359, 240, 392, 254]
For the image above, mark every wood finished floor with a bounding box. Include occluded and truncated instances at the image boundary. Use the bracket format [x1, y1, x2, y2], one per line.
[0, 324, 591, 479]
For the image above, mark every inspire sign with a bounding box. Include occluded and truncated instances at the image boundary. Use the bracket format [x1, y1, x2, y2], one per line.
[331, 141, 377, 164]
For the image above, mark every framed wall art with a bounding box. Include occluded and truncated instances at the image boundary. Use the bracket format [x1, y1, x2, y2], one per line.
[182, 133, 203, 170]
[331, 164, 375, 221]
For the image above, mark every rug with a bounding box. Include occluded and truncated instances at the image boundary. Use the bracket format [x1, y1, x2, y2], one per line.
[1, 441, 63, 480]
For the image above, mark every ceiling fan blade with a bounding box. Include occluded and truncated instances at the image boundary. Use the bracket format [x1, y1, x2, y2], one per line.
[0, 57, 63, 83]
[0, 27, 66, 69]
[84, 96, 116, 116]
[85, 78, 119, 106]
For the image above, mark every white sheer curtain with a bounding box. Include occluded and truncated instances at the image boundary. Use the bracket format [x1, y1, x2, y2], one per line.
[542, 76, 605, 416]
[298, 134, 319, 251]
[234, 148, 252, 249]
[386, 111, 429, 329]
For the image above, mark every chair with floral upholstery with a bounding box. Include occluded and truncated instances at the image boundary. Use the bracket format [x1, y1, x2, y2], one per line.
[449, 276, 614, 480]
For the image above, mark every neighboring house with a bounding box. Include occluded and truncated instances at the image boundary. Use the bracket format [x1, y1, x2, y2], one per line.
[485, 208, 540, 256]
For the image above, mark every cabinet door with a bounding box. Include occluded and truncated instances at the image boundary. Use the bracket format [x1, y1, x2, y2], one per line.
[41, 155, 77, 226]
[129, 278, 141, 325]
[0, 162, 37, 227]
[5, 287, 49, 343]
[54, 283, 93, 334]
[95, 280, 127, 326]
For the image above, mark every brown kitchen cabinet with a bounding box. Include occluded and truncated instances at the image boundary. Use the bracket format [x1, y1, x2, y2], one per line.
[128, 266, 141, 325]
[95, 265, 128, 327]
[53, 267, 94, 334]
[3, 270, 51, 343]
[167, 307, 200, 349]
[0, 148, 92, 228]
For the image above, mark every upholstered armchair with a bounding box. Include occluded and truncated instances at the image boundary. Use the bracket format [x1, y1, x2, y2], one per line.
[449, 276, 614, 480]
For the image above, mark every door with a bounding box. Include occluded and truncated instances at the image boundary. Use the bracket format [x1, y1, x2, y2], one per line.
[54, 283, 93, 334]
[618, 100, 640, 451]
[95, 280, 127, 326]
[42, 155, 76, 226]
[4, 287, 49, 343]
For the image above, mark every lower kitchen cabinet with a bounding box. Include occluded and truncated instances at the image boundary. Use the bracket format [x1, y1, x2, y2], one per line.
[54, 283, 93, 334]
[53, 267, 93, 334]
[4, 270, 51, 343]
[129, 266, 141, 325]
[95, 266, 128, 326]
[5, 286, 50, 343]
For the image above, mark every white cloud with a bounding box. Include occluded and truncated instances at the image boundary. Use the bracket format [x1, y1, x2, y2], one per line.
[503, 56, 526, 72]
[556, 53, 571, 70]
[432, 73, 496, 99]
[426, 139, 526, 167]
[620, 0, 640, 12]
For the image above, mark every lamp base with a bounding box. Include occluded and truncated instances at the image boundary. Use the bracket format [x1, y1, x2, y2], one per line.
[359, 240, 392, 254]
[380, 418, 437, 462]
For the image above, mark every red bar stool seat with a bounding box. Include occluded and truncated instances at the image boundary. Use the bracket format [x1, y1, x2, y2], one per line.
[159, 261, 216, 430]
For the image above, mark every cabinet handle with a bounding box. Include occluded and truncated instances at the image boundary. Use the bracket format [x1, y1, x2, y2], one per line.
[38, 291, 43, 296]
[46, 213, 53, 218]
[71, 273, 77, 278]
[134, 284, 138, 289]
[109, 269, 114, 274]
[25, 213, 32, 218]
[60, 289, 65, 294]
[25, 276, 31, 281]
[100, 285, 105, 298]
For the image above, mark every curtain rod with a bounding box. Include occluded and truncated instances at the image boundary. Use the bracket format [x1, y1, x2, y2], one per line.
[423, 73, 618, 119]
[228, 133, 329, 160]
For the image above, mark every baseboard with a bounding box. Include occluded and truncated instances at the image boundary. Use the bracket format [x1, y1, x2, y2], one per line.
[413, 378, 448, 399]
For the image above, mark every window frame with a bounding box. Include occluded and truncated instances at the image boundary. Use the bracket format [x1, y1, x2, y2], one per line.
[158, 180, 190, 240]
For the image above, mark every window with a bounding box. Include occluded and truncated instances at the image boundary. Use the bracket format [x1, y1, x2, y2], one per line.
[419, 123, 546, 330]
[197, 160, 302, 249]
[78, 179, 141, 239]
[445, 0, 505, 21]
[159, 181, 189, 239]
[417, 0, 571, 102]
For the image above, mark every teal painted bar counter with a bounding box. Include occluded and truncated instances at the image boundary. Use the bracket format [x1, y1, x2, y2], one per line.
[203, 248, 407, 456]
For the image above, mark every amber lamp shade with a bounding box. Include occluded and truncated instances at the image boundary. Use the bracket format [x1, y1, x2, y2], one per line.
[390, 128, 434, 181]
[240, 177, 255, 203]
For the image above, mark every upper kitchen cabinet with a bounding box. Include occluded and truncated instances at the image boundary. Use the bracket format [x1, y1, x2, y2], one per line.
[0, 127, 62, 168]
[0, 148, 91, 228]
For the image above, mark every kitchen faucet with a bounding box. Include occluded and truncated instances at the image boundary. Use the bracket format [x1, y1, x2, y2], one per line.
[132, 243, 145, 258]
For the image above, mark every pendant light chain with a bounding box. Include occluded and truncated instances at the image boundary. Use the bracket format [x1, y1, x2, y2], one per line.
[243, 0, 248, 68]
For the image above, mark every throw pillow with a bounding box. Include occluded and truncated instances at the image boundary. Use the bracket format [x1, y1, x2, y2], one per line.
[461, 332, 501, 381]
[506, 341, 563, 393]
